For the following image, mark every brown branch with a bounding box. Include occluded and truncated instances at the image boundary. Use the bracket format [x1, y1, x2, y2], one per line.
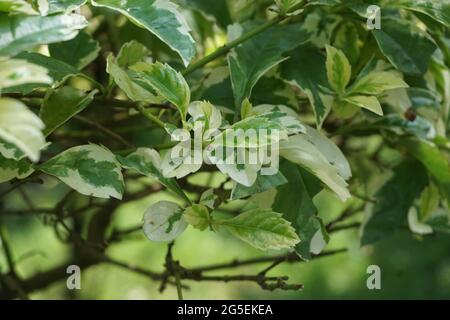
[326, 206, 363, 232]
[3, 92, 173, 110]
[189, 248, 347, 273]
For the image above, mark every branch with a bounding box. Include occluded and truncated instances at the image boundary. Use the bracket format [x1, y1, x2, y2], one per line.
[189, 248, 347, 273]
[0, 225, 15, 275]
[136, 105, 166, 129]
[0, 174, 43, 200]
[181, 1, 307, 76]
[3, 92, 172, 111]
[73, 114, 134, 148]
[326, 206, 363, 232]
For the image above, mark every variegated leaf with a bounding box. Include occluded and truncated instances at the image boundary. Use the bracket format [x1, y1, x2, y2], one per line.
[130, 61, 190, 121]
[214, 209, 300, 250]
[280, 133, 351, 201]
[91, 0, 196, 66]
[0, 98, 46, 162]
[143, 201, 187, 242]
[118, 147, 190, 203]
[0, 153, 33, 183]
[40, 144, 125, 199]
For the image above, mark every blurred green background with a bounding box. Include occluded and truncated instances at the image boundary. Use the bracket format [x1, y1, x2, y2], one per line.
[1, 176, 450, 300]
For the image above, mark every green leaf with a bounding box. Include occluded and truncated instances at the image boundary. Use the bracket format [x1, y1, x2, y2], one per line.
[40, 144, 125, 199]
[91, 0, 196, 66]
[199, 188, 216, 209]
[332, 100, 359, 119]
[106, 53, 159, 103]
[200, 66, 234, 110]
[118, 147, 190, 203]
[343, 95, 383, 116]
[187, 100, 222, 132]
[240, 98, 253, 120]
[0, 139, 25, 161]
[212, 108, 304, 148]
[273, 161, 327, 260]
[348, 71, 408, 96]
[0, 153, 33, 183]
[325, 45, 351, 94]
[0, 13, 87, 57]
[280, 44, 334, 128]
[117, 40, 149, 67]
[142, 201, 187, 242]
[0, 0, 38, 14]
[374, 114, 435, 140]
[130, 61, 190, 121]
[48, 32, 100, 70]
[183, 204, 210, 230]
[40, 86, 97, 136]
[230, 171, 287, 200]
[333, 22, 360, 65]
[372, 18, 437, 75]
[177, 0, 231, 29]
[0, 98, 45, 162]
[14, 52, 78, 82]
[396, 0, 450, 26]
[215, 209, 300, 250]
[303, 125, 352, 180]
[228, 22, 310, 109]
[361, 159, 428, 245]
[280, 133, 350, 201]
[401, 138, 450, 203]
[2, 52, 101, 94]
[275, 0, 303, 13]
[44, 0, 87, 14]
[0, 58, 52, 91]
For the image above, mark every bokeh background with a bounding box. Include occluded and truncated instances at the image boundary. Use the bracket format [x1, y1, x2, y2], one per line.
[2, 176, 450, 300]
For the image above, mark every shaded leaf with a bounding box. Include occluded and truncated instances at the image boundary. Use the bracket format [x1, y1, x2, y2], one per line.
[230, 171, 287, 200]
[49, 32, 100, 70]
[280, 44, 334, 128]
[228, 22, 310, 109]
[372, 18, 437, 75]
[362, 159, 428, 245]
[40, 86, 97, 136]
[273, 160, 327, 260]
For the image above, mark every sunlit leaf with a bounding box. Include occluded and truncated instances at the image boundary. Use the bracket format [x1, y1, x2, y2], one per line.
[0, 13, 87, 57]
[0, 98, 45, 162]
[91, 0, 196, 66]
[40, 144, 125, 199]
[215, 209, 300, 250]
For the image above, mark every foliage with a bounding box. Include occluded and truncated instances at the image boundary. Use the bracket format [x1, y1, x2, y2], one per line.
[0, 0, 449, 299]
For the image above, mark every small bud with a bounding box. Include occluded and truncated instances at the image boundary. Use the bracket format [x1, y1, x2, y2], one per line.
[183, 204, 210, 231]
[404, 107, 416, 122]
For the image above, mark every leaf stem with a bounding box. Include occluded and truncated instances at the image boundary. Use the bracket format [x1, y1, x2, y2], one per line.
[181, 1, 306, 76]
[174, 265, 184, 300]
[136, 105, 165, 129]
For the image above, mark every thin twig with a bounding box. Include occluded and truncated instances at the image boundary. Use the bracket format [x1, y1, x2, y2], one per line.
[181, 1, 307, 76]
